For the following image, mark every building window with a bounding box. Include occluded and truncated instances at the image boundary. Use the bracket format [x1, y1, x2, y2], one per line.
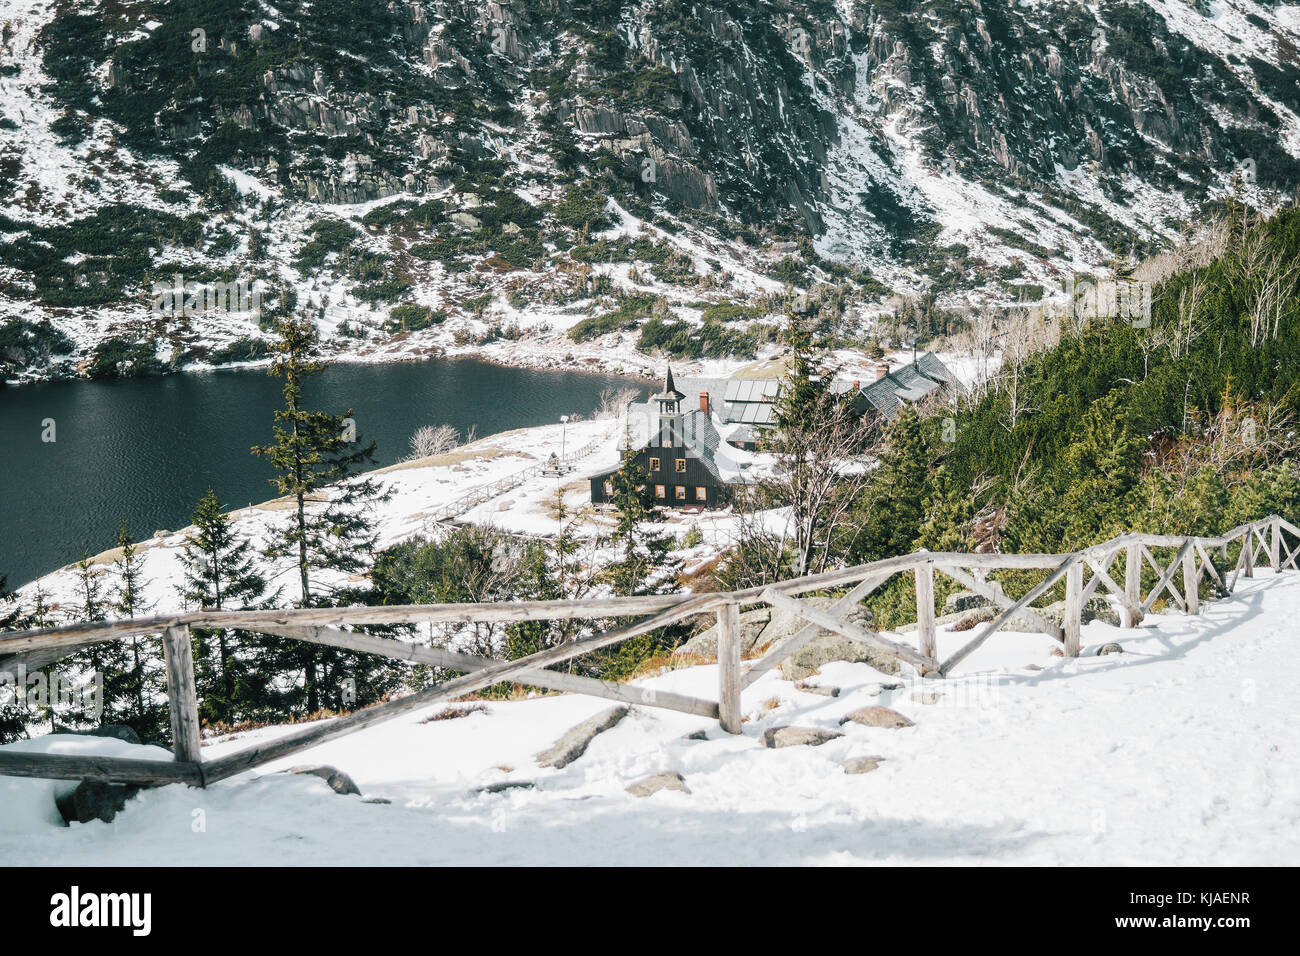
[655, 485, 666, 498]
[675, 458, 686, 472]
[603, 481, 613, 496]
[649, 457, 660, 471]
[696, 486, 707, 501]
[675, 486, 686, 500]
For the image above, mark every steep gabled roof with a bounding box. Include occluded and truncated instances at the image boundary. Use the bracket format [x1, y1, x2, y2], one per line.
[915, 351, 966, 393]
[854, 353, 958, 420]
[619, 403, 737, 484]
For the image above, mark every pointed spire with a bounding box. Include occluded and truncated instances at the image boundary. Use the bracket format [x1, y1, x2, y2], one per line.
[652, 362, 684, 402]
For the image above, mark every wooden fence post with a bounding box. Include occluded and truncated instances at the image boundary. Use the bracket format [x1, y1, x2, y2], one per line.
[1182, 541, 1200, 615]
[1270, 519, 1281, 572]
[1064, 559, 1083, 657]
[162, 625, 203, 767]
[1124, 544, 1143, 627]
[915, 562, 936, 661]
[716, 603, 742, 735]
[1244, 525, 1255, 579]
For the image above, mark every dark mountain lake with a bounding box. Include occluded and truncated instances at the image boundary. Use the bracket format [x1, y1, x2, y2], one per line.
[0, 358, 647, 588]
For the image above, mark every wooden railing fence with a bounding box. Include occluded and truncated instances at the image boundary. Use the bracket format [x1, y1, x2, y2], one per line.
[1, 514, 1296, 788]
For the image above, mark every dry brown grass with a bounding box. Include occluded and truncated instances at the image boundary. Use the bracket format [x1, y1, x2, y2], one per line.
[420, 703, 490, 723]
[620, 649, 714, 682]
[371, 446, 513, 474]
[201, 707, 346, 740]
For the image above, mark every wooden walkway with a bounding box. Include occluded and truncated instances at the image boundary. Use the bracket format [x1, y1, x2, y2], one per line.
[2, 514, 1296, 788]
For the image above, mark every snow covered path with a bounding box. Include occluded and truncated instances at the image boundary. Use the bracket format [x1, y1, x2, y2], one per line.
[5, 571, 1300, 866]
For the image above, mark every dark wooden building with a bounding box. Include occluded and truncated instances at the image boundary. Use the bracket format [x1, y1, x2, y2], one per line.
[589, 366, 736, 510]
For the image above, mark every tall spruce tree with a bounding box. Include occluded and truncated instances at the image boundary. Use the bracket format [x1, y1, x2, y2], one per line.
[846, 405, 933, 562]
[252, 312, 391, 714]
[59, 552, 113, 729]
[0, 576, 25, 742]
[0, 574, 18, 630]
[177, 488, 275, 726]
[603, 446, 677, 597]
[591, 447, 682, 678]
[109, 523, 167, 740]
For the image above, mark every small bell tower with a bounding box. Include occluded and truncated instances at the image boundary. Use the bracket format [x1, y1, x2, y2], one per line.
[652, 364, 684, 416]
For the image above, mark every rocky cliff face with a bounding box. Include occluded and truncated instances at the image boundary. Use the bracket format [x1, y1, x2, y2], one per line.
[3, 0, 1300, 379]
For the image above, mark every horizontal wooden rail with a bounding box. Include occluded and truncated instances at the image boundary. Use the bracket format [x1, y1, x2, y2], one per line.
[248, 622, 720, 719]
[0, 751, 203, 786]
[2, 515, 1295, 790]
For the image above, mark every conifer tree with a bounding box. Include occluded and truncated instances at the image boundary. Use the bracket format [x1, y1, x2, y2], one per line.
[603, 446, 676, 597]
[61, 552, 113, 729]
[846, 406, 932, 562]
[0, 575, 26, 743]
[252, 312, 390, 714]
[590, 448, 682, 678]
[0, 574, 18, 630]
[25, 583, 54, 630]
[177, 488, 275, 725]
[109, 523, 167, 740]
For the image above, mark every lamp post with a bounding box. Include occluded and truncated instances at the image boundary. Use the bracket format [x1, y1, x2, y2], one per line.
[560, 415, 569, 467]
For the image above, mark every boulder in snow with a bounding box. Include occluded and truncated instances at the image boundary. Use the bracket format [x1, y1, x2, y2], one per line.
[761, 726, 843, 748]
[53, 724, 142, 745]
[626, 771, 690, 797]
[842, 756, 886, 775]
[479, 779, 535, 794]
[535, 705, 628, 769]
[839, 706, 914, 729]
[1097, 642, 1124, 656]
[55, 781, 141, 825]
[288, 765, 361, 796]
[795, 681, 840, 697]
[675, 607, 771, 658]
[780, 632, 901, 681]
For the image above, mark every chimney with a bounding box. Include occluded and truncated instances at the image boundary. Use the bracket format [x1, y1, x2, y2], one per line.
[699, 391, 710, 414]
[873, 362, 889, 382]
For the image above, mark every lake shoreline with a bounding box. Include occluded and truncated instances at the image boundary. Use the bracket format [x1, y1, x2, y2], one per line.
[1, 335, 671, 391]
[1, 359, 650, 588]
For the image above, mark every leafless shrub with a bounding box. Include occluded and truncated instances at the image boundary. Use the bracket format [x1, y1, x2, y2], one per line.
[407, 424, 462, 459]
[594, 386, 639, 420]
[1132, 215, 1230, 285]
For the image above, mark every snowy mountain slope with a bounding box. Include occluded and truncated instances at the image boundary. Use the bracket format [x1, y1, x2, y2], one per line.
[5, 1, 1300, 381]
[5, 566, 1298, 865]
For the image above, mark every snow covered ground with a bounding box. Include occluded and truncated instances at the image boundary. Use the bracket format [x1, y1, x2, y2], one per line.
[14, 413, 750, 614]
[5, 568, 1299, 866]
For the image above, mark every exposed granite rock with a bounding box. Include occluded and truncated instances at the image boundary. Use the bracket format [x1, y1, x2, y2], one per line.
[288, 765, 362, 796]
[761, 726, 843, 748]
[535, 706, 628, 769]
[839, 706, 914, 729]
[843, 756, 886, 775]
[626, 771, 690, 797]
[56, 781, 141, 825]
